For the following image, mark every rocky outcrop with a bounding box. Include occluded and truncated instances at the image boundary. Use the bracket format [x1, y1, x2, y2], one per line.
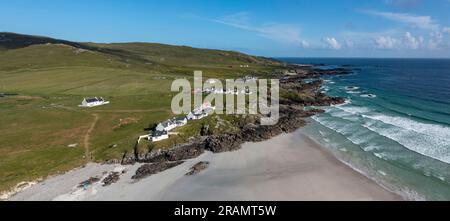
[141, 139, 206, 163]
[204, 107, 322, 153]
[310, 68, 352, 76]
[132, 161, 184, 180]
[186, 162, 210, 176]
[78, 177, 100, 188]
[102, 172, 121, 186]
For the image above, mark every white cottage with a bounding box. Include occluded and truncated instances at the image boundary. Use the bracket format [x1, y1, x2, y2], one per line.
[150, 130, 169, 142]
[187, 111, 206, 120]
[174, 117, 188, 127]
[187, 104, 216, 120]
[156, 120, 177, 132]
[80, 97, 110, 108]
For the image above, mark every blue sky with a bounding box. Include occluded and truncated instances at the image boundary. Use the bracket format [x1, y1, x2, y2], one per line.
[1, 0, 450, 58]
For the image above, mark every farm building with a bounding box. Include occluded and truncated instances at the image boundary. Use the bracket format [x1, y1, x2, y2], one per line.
[187, 111, 207, 120]
[174, 117, 188, 127]
[79, 97, 110, 108]
[156, 120, 177, 132]
[187, 104, 216, 120]
[150, 130, 169, 142]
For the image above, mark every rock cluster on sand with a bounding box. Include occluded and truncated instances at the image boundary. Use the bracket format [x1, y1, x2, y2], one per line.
[78, 177, 100, 188]
[132, 161, 184, 180]
[102, 172, 121, 186]
[185, 162, 210, 176]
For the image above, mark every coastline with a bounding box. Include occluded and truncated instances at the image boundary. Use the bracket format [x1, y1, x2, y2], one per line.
[10, 129, 402, 201]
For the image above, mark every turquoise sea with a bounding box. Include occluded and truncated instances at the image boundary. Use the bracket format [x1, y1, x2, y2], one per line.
[281, 58, 450, 200]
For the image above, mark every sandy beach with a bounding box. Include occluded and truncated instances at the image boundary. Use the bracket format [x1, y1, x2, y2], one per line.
[10, 130, 402, 201]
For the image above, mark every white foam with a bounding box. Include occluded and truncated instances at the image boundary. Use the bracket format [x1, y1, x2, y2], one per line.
[345, 86, 360, 91]
[361, 94, 377, 98]
[318, 103, 450, 164]
[362, 119, 450, 164]
[364, 114, 450, 141]
[334, 105, 371, 115]
[437, 176, 446, 182]
[362, 145, 382, 152]
[378, 170, 387, 176]
[374, 152, 388, 160]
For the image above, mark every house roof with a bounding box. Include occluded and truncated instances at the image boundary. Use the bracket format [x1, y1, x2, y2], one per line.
[203, 107, 215, 114]
[85, 97, 105, 103]
[175, 116, 187, 121]
[153, 130, 168, 137]
[159, 120, 175, 127]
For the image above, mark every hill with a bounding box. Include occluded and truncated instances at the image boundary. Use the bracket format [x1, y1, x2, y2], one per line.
[0, 32, 281, 74]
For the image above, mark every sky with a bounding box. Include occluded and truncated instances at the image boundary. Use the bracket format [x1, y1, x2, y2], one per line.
[1, 0, 450, 58]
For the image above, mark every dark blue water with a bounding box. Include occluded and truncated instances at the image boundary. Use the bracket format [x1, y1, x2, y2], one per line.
[280, 58, 450, 200]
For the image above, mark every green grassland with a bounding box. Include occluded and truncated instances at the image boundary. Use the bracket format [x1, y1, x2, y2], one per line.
[0, 33, 283, 193]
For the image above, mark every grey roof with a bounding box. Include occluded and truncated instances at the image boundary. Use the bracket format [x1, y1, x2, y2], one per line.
[175, 116, 187, 121]
[85, 97, 104, 103]
[203, 107, 215, 114]
[85, 98, 99, 103]
[160, 120, 175, 127]
[153, 130, 168, 137]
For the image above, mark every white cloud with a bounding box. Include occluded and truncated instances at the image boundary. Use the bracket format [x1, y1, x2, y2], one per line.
[443, 27, 450, 35]
[214, 12, 307, 47]
[324, 37, 342, 50]
[300, 40, 310, 48]
[344, 38, 355, 48]
[427, 31, 443, 49]
[361, 9, 439, 30]
[375, 36, 400, 49]
[403, 32, 424, 49]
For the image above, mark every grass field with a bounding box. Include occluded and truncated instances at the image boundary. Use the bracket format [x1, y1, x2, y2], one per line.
[0, 33, 283, 194]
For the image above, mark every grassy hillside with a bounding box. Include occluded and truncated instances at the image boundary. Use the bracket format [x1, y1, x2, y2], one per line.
[0, 32, 283, 194]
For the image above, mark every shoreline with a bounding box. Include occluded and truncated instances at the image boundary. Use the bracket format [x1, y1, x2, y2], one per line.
[10, 129, 402, 201]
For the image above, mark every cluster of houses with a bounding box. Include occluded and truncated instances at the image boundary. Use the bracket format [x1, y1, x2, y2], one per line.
[201, 76, 258, 95]
[79, 97, 110, 108]
[149, 117, 188, 142]
[145, 103, 216, 142]
[203, 87, 254, 95]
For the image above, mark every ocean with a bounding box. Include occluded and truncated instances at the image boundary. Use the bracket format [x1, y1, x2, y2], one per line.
[280, 58, 450, 200]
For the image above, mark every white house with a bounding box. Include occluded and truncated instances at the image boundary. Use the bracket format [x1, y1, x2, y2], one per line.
[243, 75, 258, 82]
[187, 103, 216, 120]
[150, 130, 169, 142]
[187, 110, 206, 120]
[205, 79, 218, 84]
[174, 117, 188, 127]
[203, 107, 215, 115]
[79, 97, 110, 108]
[156, 120, 177, 132]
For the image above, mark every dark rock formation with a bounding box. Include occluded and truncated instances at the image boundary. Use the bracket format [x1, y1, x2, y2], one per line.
[141, 141, 206, 163]
[78, 177, 100, 188]
[204, 107, 322, 153]
[186, 162, 210, 176]
[132, 161, 184, 180]
[204, 134, 243, 153]
[310, 68, 352, 76]
[102, 172, 121, 186]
